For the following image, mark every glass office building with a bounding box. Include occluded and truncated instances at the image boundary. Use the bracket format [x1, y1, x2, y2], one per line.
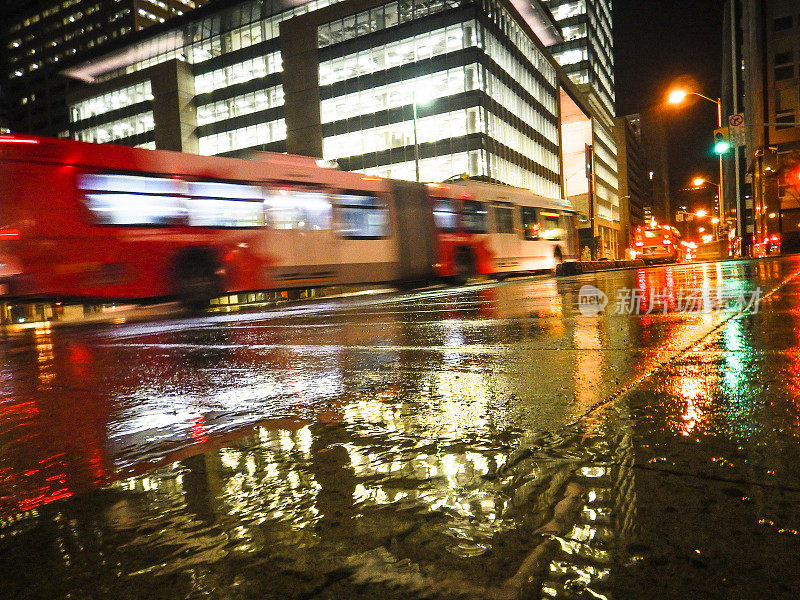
[314, 0, 561, 194]
[64, 0, 562, 196]
[545, 0, 619, 256]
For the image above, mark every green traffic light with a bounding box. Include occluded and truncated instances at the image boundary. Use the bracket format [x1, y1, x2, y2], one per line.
[714, 140, 731, 154]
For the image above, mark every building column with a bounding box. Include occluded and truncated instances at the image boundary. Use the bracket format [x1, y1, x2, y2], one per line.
[151, 59, 198, 153]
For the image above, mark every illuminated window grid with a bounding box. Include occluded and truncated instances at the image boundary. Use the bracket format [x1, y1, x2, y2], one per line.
[324, 107, 483, 159]
[198, 119, 287, 155]
[319, 23, 478, 87]
[70, 81, 153, 123]
[317, 0, 461, 48]
[95, 0, 341, 83]
[196, 85, 285, 126]
[75, 111, 155, 144]
[194, 53, 282, 94]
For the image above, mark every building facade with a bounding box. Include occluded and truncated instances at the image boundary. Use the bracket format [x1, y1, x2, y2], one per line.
[63, 0, 569, 197]
[544, 0, 620, 257]
[0, 0, 207, 134]
[614, 114, 648, 250]
[724, 0, 800, 254]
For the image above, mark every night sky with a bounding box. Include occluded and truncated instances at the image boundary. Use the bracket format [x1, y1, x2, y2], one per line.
[613, 0, 725, 197]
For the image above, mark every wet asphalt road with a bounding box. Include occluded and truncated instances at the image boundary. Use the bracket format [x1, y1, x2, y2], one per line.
[1, 257, 800, 600]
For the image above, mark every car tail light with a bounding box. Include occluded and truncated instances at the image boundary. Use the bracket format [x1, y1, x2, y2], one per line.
[635, 241, 644, 247]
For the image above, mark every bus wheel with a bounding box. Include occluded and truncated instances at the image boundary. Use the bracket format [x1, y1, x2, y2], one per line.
[553, 246, 563, 270]
[174, 250, 221, 310]
[453, 246, 475, 285]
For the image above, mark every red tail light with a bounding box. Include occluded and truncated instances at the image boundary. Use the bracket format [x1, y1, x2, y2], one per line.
[0, 229, 20, 240]
[0, 135, 39, 144]
[634, 241, 644, 247]
[663, 239, 672, 245]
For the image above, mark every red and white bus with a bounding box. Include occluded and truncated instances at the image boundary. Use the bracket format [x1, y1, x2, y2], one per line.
[630, 222, 684, 264]
[0, 134, 578, 306]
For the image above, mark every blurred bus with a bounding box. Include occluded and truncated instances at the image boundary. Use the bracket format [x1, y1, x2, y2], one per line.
[0, 134, 578, 307]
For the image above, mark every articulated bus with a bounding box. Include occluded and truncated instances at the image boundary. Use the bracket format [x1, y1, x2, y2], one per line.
[0, 134, 578, 306]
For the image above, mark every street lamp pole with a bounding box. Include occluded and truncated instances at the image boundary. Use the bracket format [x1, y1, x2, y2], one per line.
[668, 90, 726, 231]
[412, 89, 420, 182]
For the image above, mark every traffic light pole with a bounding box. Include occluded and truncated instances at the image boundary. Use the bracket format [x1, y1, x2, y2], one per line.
[716, 99, 725, 232]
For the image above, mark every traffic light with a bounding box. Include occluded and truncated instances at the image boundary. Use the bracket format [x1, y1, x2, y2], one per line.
[713, 126, 731, 154]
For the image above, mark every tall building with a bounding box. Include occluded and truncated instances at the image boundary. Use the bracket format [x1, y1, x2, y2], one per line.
[723, 0, 800, 254]
[61, 0, 568, 197]
[638, 108, 671, 223]
[544, 0, 620, 257]
[614, 114, 648, 249]
[0, 0, 207, 134]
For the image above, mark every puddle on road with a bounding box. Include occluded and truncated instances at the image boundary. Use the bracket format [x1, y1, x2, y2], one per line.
[1, 257, 797, 599]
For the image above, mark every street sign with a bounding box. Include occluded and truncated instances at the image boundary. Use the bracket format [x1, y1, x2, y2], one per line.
[728, 113, 746, 146]
[728, 114, 744, 127]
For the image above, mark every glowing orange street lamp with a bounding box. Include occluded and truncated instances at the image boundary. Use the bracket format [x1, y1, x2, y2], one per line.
[668, 90, 689, 104]
[696, 209, 708, 218]
[670, 88, 725, 226]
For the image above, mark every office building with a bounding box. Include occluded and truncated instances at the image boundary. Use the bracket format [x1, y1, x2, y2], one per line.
[0, 0, 208, 134]
[62, 0, 567, 197]
[614, 114, 648, 249]
[544, 0, 620, 257]
[723, 0, 800, 253]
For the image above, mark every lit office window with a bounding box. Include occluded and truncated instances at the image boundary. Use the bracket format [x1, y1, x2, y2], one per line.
[319, 23, 477, 87]
[75, 112, 154, 144]
[198, 119, 286, 155]
[197, 85, 284, 126]
[70, 81, 153, 122]
[320, 66, 478, 123]
[194, 53, 282, 93]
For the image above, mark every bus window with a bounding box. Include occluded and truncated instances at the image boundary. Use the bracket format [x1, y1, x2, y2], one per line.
[432, 199, 458, 232]
[185, 181, 264, 228]
[463, 200, 487, 234]
[521, 206, 540, 240]
[263, 188, 331, 230]
[79, 173, 187, 226]
[538, 211, 562, 240]
[493, 203, 514, 233]
[333, 193, 388, 238]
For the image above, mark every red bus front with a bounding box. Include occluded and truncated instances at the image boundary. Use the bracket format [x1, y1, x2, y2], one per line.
[631, 223, 683, 264]
[0, 134, 270, 303]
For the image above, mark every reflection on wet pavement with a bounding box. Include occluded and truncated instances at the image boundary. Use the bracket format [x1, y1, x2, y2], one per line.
[1, 258, 799, 599]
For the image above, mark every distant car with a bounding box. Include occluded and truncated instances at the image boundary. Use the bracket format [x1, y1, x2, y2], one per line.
[753, 234, 780, 258]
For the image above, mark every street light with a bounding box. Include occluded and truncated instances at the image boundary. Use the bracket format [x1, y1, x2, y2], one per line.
[412, 87, 433, 182]
[696, 209, 708, 218]
[692, 176, 719, 189]
[668, 88, 726, 228]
